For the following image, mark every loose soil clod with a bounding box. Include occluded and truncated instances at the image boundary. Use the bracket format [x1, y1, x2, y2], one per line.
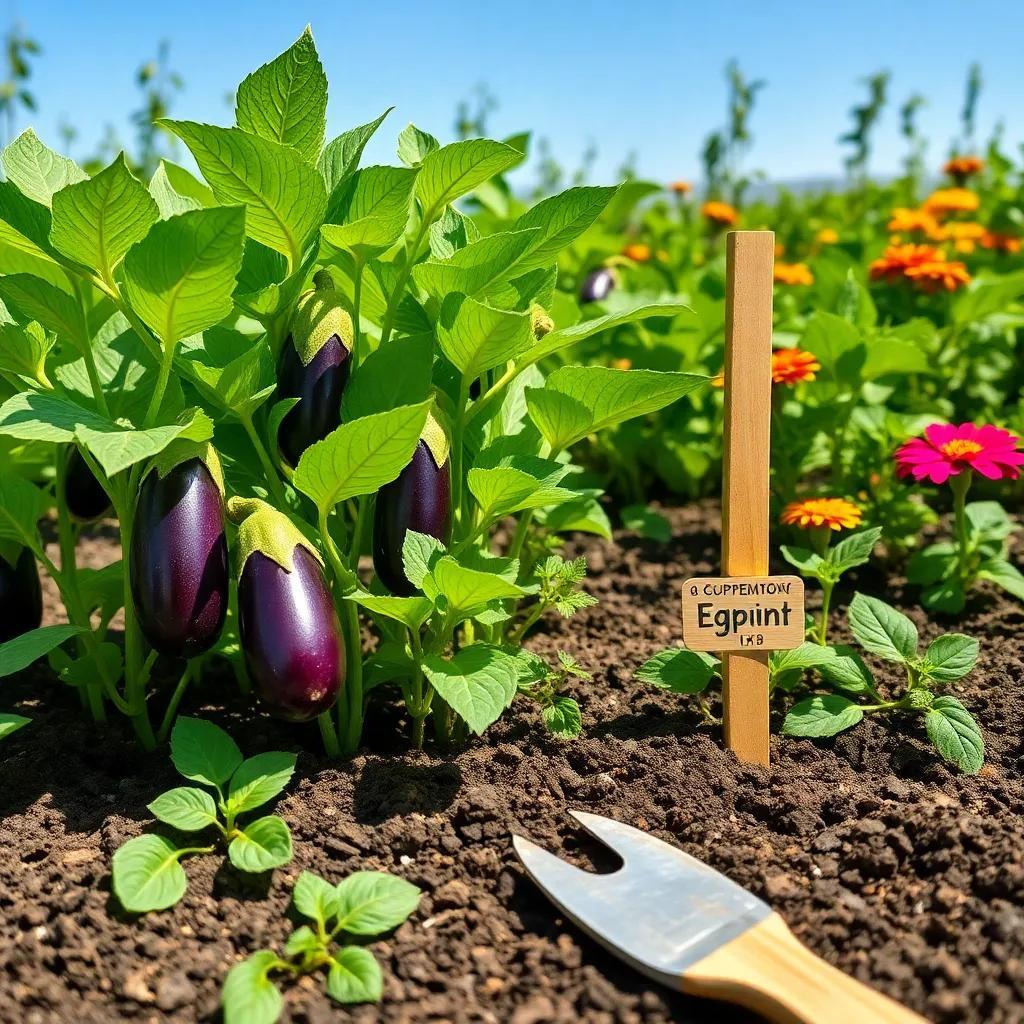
[1, 503, 1022, 1024]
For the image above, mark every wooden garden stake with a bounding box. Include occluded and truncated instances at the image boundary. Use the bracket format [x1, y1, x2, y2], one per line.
[681, 230, 804, 768]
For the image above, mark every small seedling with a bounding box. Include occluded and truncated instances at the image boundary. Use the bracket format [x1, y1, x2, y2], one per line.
[514, 649, 587, 738]
[112, 717, 296, 913]
[637, 592, 984, 774]
[783, 593, 984, 773]
[222, 869, 422, 1023]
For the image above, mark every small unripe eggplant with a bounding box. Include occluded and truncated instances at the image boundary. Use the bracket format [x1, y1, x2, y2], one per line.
[578, 267, 615, 304]
[373, 417, 452, 596]
[64, 448, 112, 522]
[239, 546, 344, 721]
[276, 271, 354, 468]
[0, 547, 42, 644]
[228, 497, 343, 722]
[130, 457, 228, 659]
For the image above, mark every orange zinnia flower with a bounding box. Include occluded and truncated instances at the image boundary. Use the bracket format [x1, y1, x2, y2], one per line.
[869, 243, 946, 283]
[669, 180, 692, 195]
[702, 200, 738, 226]
[888, 207, 940, 236]
[816, 228, 839, 245]
[923, 188, 979, 218]
[610, 357, 632, 370]
[622, 243, 651, 262]
[980, 231, 1022, 254]
[904, 258, 971, 293]
[771, 348, 820, 385]
[943, 155, 983, 183]
[773, 262, 814, 286]
[781, 498, 862, 532]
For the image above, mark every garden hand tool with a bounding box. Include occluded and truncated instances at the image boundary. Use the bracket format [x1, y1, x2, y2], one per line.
[513, 811, 928, 1024]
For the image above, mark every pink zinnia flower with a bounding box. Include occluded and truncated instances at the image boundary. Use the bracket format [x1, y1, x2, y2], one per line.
[895, 423, 1024, 484]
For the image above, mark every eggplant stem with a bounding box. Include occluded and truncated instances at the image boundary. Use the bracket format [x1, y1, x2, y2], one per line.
[157, 664, 193, 744]
[317, 711, 341, 757]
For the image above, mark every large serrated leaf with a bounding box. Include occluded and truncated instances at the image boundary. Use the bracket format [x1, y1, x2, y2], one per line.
[321, 165, 417, 257]
[293, 401, 431, 514]
[50, 154, 159, 280]
[122, 205, 245, 346]
[512, 185, 618, 273]
[421, 645, 519, 735]
[415, 139, 521, 216]
[235, 27, 327, 163]
[436, 294, 532, 382]
[319, 108, 393, 198]
[526, 366, 706, 452]
[161, 121, 327, 264]
[3, 129, 87, 208]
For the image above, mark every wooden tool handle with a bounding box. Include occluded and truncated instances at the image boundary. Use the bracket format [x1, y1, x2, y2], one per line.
[681, 912, 929, 1024]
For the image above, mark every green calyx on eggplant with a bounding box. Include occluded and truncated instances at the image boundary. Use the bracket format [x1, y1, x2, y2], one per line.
[130, 447, 228, 660]
[373, 413, 452, 596]
[276, 270, 355, 468]
[578, 266, 616, 304]
[64, 448, 112, 522]
[227, 497, 344, 722]
[0, 545, 42, 644]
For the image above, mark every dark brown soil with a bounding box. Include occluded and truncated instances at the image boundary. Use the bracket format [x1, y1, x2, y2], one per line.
[2, 504, 1023, 1024]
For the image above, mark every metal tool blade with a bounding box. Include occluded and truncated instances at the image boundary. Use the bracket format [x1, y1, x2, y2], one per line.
[512, 811, 772, 987]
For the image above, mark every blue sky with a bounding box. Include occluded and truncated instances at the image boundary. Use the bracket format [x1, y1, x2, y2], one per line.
[12, 1, 1024, 188]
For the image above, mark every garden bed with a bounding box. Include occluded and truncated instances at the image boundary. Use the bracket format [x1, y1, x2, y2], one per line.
[1, 503, 1022, 1024]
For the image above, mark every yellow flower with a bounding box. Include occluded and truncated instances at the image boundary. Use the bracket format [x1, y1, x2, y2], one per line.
[773, 262, 814, 286]
[781, 498, 862, 531]
[816, 228, 839, 244]
[923, 188, 980, 218]
[934, 221, 986, 253]
[887, 207, 940, 236]
[611, 357, 632, 370]
[702, 201, 738, 226]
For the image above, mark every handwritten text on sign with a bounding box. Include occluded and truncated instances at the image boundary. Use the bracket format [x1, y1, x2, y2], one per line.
[681, 575, 805, 652]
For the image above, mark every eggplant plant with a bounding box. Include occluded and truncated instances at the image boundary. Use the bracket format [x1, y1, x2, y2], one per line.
[0, 27, 702, 753]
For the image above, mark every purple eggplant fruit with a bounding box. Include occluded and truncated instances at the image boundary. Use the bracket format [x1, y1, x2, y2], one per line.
[276, 272, 354, 468]
[0, 547, 42, 643]
[578, 267, 615, 304]
[373, 428, 452, 597]
[130, 458, 228, 659]
[238, 545, 343, 721]
[64, 448, 112, 522]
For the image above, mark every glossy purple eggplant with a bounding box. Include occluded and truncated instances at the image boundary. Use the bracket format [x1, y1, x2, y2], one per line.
[276, 334, 352, 468]
[64, 448, 112, 522]
[0, 548, 42, 643]
[373, 440, 452, 596]
[130, 459, 228, 659]
[238, 545, 344, 721]
[578, 267, 615, 304]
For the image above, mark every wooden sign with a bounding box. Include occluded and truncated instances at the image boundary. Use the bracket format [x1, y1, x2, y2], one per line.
[681, 575, 805, 651]
[685, 230, 778, 767]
